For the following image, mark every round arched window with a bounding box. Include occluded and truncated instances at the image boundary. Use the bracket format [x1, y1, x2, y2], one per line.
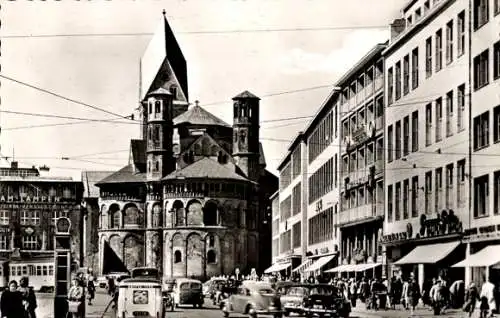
[174, 250, 182, 263]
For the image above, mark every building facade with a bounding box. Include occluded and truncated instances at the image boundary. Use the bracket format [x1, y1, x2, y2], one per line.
[382, 0, 470, 290]
[460, 0, 500, 287]
[0, 162, 83, 287]
[96, 13, 277, 280]
[270, 88, 341, 279]
[338, 44, 386, 277]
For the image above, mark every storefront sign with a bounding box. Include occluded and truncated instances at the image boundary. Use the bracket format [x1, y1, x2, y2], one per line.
[464, 224, 500, 241]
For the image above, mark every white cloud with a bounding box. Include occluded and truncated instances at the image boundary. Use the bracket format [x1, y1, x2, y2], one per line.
[280, 29, 390, 75]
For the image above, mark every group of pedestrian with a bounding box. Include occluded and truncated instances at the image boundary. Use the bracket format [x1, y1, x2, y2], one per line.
[0, 277, 37, 318]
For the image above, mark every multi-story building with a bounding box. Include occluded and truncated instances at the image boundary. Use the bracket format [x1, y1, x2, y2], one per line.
[336, 43, 386, 277]
[0, 161, 83, 290]
[269, 88, 341, 279]
[96, 12, 277, 280]
[382, 0, 470, 289]
[455, 0, 500, 287]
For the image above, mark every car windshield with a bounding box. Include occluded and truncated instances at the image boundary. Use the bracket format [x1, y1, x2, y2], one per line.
[258, 288, 275, 294]
[310, 286, 335, 295]
[287, 287, 308, 296]
[132, 268, 159, 278]
[191, 283, 201, 289]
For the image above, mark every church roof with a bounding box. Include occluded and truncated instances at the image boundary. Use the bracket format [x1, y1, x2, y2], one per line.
[82, 171, 115, 197]
[162, 157, 251, 182]
[233, 90, 260, 100]
[95, 164, 146, 186]
[147, 87, 172, 96]
[173, 105, 230, 127]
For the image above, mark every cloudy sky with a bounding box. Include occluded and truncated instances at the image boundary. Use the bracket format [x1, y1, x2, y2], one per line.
[1, 0, 401, 180]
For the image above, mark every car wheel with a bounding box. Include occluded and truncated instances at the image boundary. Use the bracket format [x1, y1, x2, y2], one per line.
[247, 306, 257, 318]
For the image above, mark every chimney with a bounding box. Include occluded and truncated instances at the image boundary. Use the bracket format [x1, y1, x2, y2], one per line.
[390, 18, 406, 40]
[10, 161, 18, 169]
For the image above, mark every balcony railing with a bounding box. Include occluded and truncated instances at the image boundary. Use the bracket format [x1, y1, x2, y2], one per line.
[374, 76, 383, 91]
[375, 116, 384, 131]
[339, 204, 378, 224]
[375, 160, 384, 175]
[365, 82, 374, 97]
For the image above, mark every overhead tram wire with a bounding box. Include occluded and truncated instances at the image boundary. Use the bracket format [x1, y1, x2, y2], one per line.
[1, 25, 388, 39]
[0, 74, 139, 122]
[0, 110, 138, 125]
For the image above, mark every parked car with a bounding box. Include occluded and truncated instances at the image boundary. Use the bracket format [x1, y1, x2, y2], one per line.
[203, 277, 227, 298]
[302, 284, 351, 318]
[172, 278, 204, 308]
[96, 276, 107, 289]
[280, 284, 311, 317]
[221, 280, 282, 318]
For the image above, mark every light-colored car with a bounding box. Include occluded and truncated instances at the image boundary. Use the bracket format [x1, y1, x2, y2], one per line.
[116, 277, 165, 318]
[280, 285, 310, 317]
[221, 281, 282, 318]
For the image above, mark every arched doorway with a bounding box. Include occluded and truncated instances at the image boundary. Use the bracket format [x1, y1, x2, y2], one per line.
[186, 233, 203, 278]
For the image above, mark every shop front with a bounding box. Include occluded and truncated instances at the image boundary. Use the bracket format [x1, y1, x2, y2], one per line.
[293, 247, 338, 281]
[264, 254, 301, 278]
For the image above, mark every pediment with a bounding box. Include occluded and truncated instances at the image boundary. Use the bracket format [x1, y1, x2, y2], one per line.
[177, 133, 234, 169]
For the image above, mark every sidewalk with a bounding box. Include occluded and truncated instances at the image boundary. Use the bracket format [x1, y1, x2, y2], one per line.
[351, 303, 463, 318]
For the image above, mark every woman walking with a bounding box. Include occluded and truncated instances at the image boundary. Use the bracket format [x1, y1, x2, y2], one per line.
[1, 280, 24, 318]
[18, 277, 37, 318]
[67, 278, 85, 318]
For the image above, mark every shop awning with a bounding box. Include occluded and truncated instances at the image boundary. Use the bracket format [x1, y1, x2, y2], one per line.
[264, 262, 291, 273]
[355, 263, 382, 272]
[292, 259, 313, 273]
[325, 264, 354, 273]
[453, 245, 500, 268]
[304, 255, 336, 273]
[394, 241, 460, 265]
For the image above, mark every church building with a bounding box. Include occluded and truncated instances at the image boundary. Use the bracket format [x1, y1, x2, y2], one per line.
[96, 11, 277, 280]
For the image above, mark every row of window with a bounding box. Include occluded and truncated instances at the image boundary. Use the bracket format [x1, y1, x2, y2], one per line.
[9, 264, 54, 277]
[388, 11, 466, 105]
[308, 156, 337, 203]
[405, 0, 437, 28]
[292, 145, 301, 179]
[279, 230, 291, 253]
[279, 163, 292, 191]
[387, 159, 466, 222]
[308, 108, 337, 163]
[387, 111, 419, 162]
[473, 0, 500, 31]
[341, 94, 384, 141]
[474, 170, 500, 218]
[280, 196, 291, 222]
[339, 60, 384, 105]
[292, 183, 301, 216]
[0, 235, 43, 250]
[1, 186, 75, 199]
[473, 105, 500, 151]
[340, 182, 383, 211]
[342, 138, 384, 176]
[173, 249, 217, 264]
[308, 207, 335, 245]
[0, 210, 69, 226]
[473, 41, 500, 91]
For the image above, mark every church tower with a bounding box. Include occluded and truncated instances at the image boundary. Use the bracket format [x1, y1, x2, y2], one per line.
[232, 91, 261, 182]
[145, 87, 175, 181]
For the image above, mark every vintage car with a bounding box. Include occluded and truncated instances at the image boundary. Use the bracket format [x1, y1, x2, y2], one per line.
[302, 284, 351, 318]
[172, 278, 204, 308]
[203, 277, 227, 298]
[274, 281, 299, 295]
[116, 277, 165, 318]
[131, 267, 161, 280]
[213, 279, 240, 308]
[221, 281, 282, 318]
[280, 284, 311, 317]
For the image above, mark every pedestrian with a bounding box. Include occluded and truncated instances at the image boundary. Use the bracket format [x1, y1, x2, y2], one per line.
[18, 276, 37, 318]
[401, 278, 409, 310]
[1, 280, 24, 318]
[407, 274, 420, 316]
[349, 278, 357, 308]
[463, 282, 479, 318]
[87, 269, 96, 305]
[480, 275, 496, 318]
[67, 277, 85, 318]
[107, 276, 116, 296]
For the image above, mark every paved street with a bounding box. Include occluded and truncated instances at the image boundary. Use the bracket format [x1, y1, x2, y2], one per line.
[36, 288, 465, 318]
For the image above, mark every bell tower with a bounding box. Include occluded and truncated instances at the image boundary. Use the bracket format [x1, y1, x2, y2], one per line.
[232, 91, 260, 182]
[145, 87, 175, 180]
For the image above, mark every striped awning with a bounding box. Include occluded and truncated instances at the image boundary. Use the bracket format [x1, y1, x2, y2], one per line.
[292, 259, 313, 273]
[264, 262, 291, 274]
